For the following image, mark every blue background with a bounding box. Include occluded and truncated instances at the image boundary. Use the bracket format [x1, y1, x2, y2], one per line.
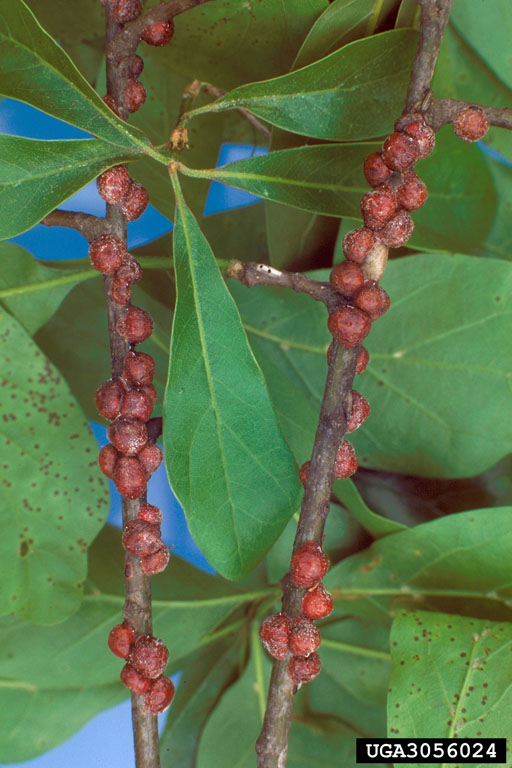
[0, 96, 263, 767]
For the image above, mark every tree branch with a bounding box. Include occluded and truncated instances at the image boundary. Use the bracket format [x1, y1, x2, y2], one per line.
[104, 3, 159, 765]
[404, 0, 455, 113]
[41, 210, 111, 241]
[227, 260, 343, 313]
[256, 342, 357, 768]
[254, 1, 457, 765]
[426, 99, 512, 132]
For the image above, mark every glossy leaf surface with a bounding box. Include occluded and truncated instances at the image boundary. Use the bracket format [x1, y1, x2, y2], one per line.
[0, 135, 137, 238]
[209, 30, 417, 141]
[294, 0, 400, 68]
[450, 0, 512, 91]
[0, 0, 149, 152]
[165, 192, 301, 580]
[160, 0, 328, 90]
[190, 130, 495, 254]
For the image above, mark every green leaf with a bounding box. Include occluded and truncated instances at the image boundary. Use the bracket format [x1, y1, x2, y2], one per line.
[201, 204, 269, 265]
[35, 270, 171, 422]
[0, 308, 109, 623]
[264, 0, 399, 271]
[395, 0, 419, 28]
[309, 618, 389, 737]
[24, 0, 328, 91]
[389, 609, 512, 754]
[105, 47, 268, 226]
[325, 507, 512, 625]
[231, 253, 512, 479]
[195, 639, 265, 768]
[165, 189, 301, 580]
[0, 0, 151, 153]
[184, 143, 369, 220]
[184, 130, 496, 254]
[294, 0, 400, 68]
[0, 523, 266, 687]
[0, 135, 139, 238]
[309, 669, 386, 739]
[450, 0, 512, 91]
[125, 59, 230, 219]
[0, 682, 125, 763]
[265, 201, 340, 271]
[198, 29, 417, 141]
[287, 716, 370, 767]
[412, 131, 496, 253]
[161, 641, 242, 768]
[355, 252, 512, 477]
[0, 243, 94, 333]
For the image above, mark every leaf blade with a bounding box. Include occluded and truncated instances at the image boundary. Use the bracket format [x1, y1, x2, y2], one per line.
[293, 0, 400, 68]
[0, 242, 93, 334]
[0, 525, 261, 759]
[389, 608, 512, 755]
[165, 191, 301, 580]
[0, 308, 109, 624]
[184, 132, 495, 254]
[0, 135, 139, 238]
[207, 29, 417, 141]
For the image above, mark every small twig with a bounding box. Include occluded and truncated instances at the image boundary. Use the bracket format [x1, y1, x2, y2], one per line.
[402, 3, 512, 134]
[227, 260, 343, 313]
[41, 210, 110, 241]
[426, 99, 512, 132]
[404, 0, 455, 113]
[227, 270, 356, 768]
[170, 80, 270, 149]
[177, 80, 203, 124]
